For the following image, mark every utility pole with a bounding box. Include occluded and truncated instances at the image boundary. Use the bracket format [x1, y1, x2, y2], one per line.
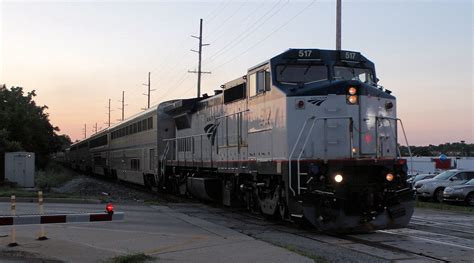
[188, 18, 211, 98]
[93, 123, 98, 134]
[118, 91, 127, 121]
[336, 0, 342, 50]
[83, 124, 87, 139]
[105, 99, 112, 128]
[142, 72, 155, 109]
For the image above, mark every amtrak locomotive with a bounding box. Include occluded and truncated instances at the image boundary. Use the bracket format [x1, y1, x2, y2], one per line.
[67, 49, 414, 232]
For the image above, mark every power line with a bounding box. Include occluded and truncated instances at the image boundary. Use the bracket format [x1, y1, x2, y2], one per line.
[211, 0, 317, 71]
[147, 1, 229, 84]
[206, 0, 248, 40]
[156, 72, 190, 103]
[204, 0, 287, 64]
[207, 0, 266, 44]
[205, 0, 231, 24]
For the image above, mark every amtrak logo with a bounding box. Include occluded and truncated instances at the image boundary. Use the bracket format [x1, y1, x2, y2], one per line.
[308, 96, 327, 106]
[204, 121, 220, 145]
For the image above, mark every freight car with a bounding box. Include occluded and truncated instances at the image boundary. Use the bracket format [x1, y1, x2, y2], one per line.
[67, 48, 414, 232]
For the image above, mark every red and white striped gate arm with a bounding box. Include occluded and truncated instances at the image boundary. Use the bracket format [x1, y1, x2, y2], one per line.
[0, 212, 124, 226]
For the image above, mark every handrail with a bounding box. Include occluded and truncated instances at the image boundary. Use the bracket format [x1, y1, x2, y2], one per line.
[163, 133, 212, 141]
[159, 141, 170, 177]
[288, 116, 353, 196]
[375, 116, 413, 171]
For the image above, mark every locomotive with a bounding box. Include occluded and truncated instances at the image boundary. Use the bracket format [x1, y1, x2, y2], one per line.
[67, 49, 414, 232]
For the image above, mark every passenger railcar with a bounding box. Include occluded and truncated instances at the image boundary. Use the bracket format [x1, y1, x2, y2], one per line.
[68, 48, 414, 232]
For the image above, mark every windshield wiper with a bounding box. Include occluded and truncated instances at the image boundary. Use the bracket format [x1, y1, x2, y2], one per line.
[303, 65, 311, 75]
[279, 64, 288, 75]
[279, 81, 298, 86]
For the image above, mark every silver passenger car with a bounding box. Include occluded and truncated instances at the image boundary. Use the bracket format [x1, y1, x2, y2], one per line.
[443, 179, 474, 206]
[414, 169, 474, 202]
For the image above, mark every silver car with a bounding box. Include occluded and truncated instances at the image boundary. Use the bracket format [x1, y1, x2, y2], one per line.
[414, 169, 474, 202]
[407, 173, 436, 186]
[443, 179, 474, 206]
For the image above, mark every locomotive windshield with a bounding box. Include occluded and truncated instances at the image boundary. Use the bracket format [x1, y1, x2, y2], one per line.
[334, 66, 374, 84]
[276, 65, 328, 84]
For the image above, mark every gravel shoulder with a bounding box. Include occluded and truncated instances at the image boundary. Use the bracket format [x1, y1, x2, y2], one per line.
[52, 175, 160, 204]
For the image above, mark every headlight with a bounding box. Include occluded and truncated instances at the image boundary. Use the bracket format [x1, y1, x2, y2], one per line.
[347, 95, 358, 104]
[334, 174, 343, 183]
[386, 173, 394, 182]
[348, 87, 357, 95]
[444, 187, 453, 193]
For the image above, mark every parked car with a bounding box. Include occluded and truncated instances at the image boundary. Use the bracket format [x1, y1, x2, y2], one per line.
[407, 173, 436, 186]
[414, 169, 474, 202]
[443, 179, 474, 206]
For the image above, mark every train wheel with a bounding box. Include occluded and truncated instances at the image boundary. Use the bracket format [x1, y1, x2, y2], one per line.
[277, 188, 288, 220]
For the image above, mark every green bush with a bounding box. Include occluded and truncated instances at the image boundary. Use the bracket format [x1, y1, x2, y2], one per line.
[35, 163, 74, 191]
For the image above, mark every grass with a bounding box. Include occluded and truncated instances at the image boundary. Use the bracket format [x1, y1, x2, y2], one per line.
[0, 186, 81, 198]
[104, 253, 154, 263]
[144, 200, 161, 205]
[0, 162, 81, 199]
[415, 199, 474, 213]
[35, 162, 75, 192]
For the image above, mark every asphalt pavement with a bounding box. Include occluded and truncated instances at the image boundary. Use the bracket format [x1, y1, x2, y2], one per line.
[0, 202, 312, 263]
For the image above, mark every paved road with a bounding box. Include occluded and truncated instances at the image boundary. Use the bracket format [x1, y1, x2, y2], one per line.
[0, 202, 473, 262]
[0, 203, 311, 263]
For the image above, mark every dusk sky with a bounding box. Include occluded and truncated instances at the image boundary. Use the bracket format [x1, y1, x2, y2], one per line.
[1, 0, 472, 145]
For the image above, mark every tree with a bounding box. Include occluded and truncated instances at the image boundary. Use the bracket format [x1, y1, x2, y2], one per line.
[0, 85, 70, 180]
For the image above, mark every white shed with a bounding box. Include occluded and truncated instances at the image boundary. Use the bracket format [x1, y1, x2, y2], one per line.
[4, 152, 35, 187]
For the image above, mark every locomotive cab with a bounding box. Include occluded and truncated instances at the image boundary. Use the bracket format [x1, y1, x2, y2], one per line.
[263, 49, 414, 232]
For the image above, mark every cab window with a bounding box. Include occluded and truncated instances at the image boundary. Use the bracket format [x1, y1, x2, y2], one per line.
[249, 69, 270, 97]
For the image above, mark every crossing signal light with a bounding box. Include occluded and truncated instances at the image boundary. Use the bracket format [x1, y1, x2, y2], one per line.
[106, 203, 114, 215]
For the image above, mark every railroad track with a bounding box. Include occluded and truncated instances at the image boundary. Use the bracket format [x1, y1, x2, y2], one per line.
[84, 173, 474, 262]
[164, 202, 473, 262]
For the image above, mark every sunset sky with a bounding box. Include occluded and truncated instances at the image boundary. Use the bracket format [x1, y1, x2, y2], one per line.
[0, 0, 472, 145]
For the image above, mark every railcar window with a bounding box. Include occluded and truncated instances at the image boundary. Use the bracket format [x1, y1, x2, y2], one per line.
[130, 159, 140, 171]
[148, 117, 153, 129]
[90, 135, 107, 148]
[224, 83, 246, 104]
[256, 71, 265, 94]
[333, 66, 374, 83]
[276, 65, 328, 84]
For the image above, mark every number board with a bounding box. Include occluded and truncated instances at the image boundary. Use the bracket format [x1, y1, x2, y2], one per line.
[285, 49, 321, 59]
[339, 51, 361, 61]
